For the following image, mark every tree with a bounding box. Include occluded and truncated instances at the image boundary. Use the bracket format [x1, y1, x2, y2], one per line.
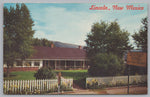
[4, 7, 15, 76]
[132, 17, 147, 52]
[88, 53, 124, 76]
[4, 4, 34, 76]
[85, 20, 132, 76]
[85, 20, 132, 58]
[34, 67, 56, 79]
[32, 38, 53, 47]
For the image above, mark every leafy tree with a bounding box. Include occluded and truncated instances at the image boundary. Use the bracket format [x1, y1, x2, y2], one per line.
[4, 4, 34, 76]
[34, 67, 56, 79]
[85, 20, 132, 58]
[132, 17, 147, 52]
[88, 53, 124, 76]
[85, 20, 132, 76]
[4, 7, 15, 76]
[32, 38, 53, 47]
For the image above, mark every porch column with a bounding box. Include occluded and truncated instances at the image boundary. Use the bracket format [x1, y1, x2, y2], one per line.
[31, 61, 34, 67]
[39, 60, 43, 68]
[83, 61, 85, 69]
[13, 61, 17, 67]
[22, 61, 25, 67]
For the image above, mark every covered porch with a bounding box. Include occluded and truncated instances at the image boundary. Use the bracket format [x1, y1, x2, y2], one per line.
[43, 59, 88, 70]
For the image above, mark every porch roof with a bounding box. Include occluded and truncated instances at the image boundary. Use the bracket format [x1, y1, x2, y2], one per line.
[29, 46, 87, 60]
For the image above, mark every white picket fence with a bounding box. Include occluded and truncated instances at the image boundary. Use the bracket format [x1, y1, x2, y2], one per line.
[86, 75, 147, 88]
[3, 78, 73, 94]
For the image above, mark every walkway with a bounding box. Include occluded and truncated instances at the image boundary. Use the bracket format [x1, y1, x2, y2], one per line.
[60, 86, 147, 94]
[105, 86, 147, 94]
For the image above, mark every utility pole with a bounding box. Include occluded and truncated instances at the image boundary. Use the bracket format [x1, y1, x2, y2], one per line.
[58, 72, 61, 94]
[127, 64, 130, 94]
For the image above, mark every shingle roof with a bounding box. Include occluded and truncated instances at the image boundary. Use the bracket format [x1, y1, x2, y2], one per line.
[29, 46, 87, 60]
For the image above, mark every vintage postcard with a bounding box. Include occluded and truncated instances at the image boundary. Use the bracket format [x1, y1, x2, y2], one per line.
[3, 3, 148, 95]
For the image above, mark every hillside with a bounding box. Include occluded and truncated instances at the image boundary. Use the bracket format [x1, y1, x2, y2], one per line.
[53, 41, 84, 48]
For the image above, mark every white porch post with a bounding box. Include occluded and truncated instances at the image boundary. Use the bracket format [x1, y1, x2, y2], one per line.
[83, 61, 85, 69]
[22, 61, 25, 67]
[39, 60, 43, 68]
[31, 61, 34, 67]
[13, 61, 17, 67]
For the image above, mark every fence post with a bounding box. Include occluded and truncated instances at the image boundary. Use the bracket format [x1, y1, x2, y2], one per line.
[29, 80, 31, 92]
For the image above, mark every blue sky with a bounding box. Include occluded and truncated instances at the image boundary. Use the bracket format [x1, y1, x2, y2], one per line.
[4, 3, 147, 46]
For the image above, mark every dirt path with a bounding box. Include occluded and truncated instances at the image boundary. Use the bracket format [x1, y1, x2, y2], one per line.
[105, 86, 147, 94]
[66, 88, 96, 94]
[60, 86, 147, 95]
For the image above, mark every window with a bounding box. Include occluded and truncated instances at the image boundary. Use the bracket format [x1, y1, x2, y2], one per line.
[16, 60, 22, 66]
[24, 61, 31, 67]
[34, 62, 40, 66]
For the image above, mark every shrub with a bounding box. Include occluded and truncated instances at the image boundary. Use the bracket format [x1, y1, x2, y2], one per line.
[74, 77, 86, 89]
[34, 67, 56, 79]
[88, 53, 125, 77]
[3, 72, 7, 77]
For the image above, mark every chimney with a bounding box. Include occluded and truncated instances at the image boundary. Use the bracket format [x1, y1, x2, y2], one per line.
[51, 43, 54, 48]
[78, 45, 82, 49]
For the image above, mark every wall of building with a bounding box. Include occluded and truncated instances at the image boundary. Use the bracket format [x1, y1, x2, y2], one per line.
[3, 59, 89, 71]
[14, 60, 43, 68]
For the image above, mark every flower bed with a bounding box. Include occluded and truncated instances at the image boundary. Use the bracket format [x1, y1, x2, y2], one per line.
[86, 75, 147, 89]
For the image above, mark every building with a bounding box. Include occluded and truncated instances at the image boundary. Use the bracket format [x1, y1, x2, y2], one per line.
[123, 49, 147, 75]
[4, 44, 88, 71]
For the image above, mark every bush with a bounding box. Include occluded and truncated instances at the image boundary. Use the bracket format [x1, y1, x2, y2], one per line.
[88, 53, 125, 77]
[74, 77, 86, 89]
[34, 67, 56, 79]
[3, 72, 7, 77]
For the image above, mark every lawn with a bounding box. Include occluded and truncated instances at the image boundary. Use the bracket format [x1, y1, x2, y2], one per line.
[4, 71, 36, 80]
[4, 70, 88, 80]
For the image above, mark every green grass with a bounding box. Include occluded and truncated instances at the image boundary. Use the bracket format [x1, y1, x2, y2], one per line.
[4, 70, 88, 80]
[4, 71, 36, 80]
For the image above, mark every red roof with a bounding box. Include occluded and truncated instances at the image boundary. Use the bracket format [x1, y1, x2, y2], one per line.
[29, 46, 87, 60]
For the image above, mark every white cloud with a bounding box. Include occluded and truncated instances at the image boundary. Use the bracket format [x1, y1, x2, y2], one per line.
[119, 12, 147, 34]
[32, 5, 147, 46]
[33, 6, 104, 45]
